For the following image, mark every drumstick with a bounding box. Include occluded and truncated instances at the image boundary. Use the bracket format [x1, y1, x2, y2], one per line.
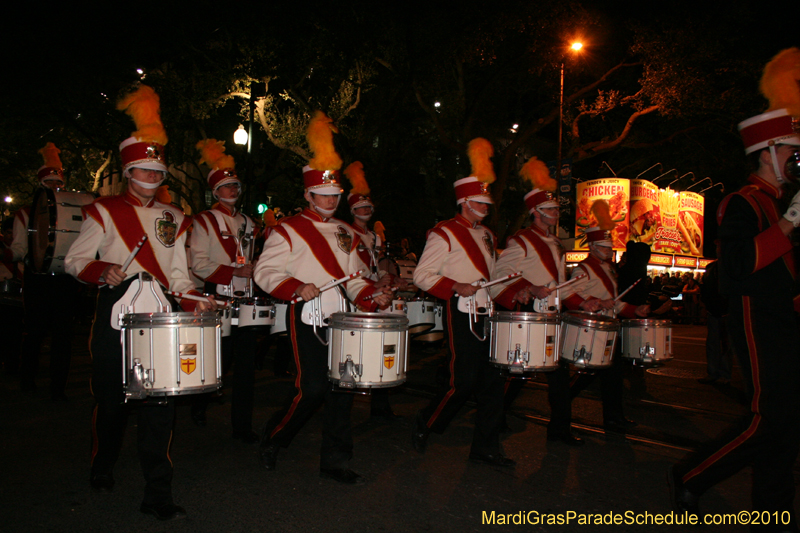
[473, 271, 522, 289]
[290, 269, 366, 304]
[165, 290, 229, 307]
[121, 234, 148, 272]
[614, 278, 643, 302]
[364, 286, 398, 301]
[554, 274, 586, 290]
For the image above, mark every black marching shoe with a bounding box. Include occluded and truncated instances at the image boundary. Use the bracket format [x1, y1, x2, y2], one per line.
[232, 430, 260, 444]
[468, 451, 516, 468]
[90, 474, 115, 493]
[411, 412, 430, 453]
[667, 465, 701, 515]
[603, 417, 638, 433]
[140, 502, 187, 521]
[547, 432, 585, 447]
[320, 468, 365, 485]
[259, 442, 280, 470]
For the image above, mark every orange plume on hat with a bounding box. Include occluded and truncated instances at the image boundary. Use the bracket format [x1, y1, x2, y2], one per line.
[373, 220, 386, 242]
[760, 48, 800, 117]
[307, 111, 342, 171]
[196, 139, 235, 170]
[591, 199, 614, 231]
[116, 85, 168, 145]
[519, 156, 555, 192]
[467, 138, 496, 184]
[39, 142, 63, 170]
[263, 209, 277, 227]
[343, 161, 369, 195]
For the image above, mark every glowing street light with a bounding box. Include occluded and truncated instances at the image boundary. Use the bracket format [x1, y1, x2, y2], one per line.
[4, 196, 12, 203]
[557, 41, 584, 180]
[234, 124, 249, 146]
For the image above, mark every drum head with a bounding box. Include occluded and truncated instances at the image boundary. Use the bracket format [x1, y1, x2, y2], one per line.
[29, 187, 56, 273]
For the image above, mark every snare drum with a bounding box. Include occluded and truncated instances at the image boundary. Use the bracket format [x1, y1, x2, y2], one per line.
[327, 312, 409, 389]
[238, 297, 275, 328]
[406, 298, 436, 335]
[28, 188, 94, 274]
[559, 311, 619, 369]
[489, 312, 561, 373]
[414, 302, 444, 342]
[121, 312, 222, 400]
[271, 303, 289, 334]
[620, 319, 673, 366]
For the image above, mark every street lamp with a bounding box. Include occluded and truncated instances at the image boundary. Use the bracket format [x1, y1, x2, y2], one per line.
[234, 125, 248, 146]
[557, 41, 583, 182]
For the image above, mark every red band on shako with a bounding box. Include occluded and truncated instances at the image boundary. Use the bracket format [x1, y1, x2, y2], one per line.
[454, 176, 493, 205]
[119, 137, 167, 173]
[738, 109, 800, 154]
[524, 188, 557, 214]
[303, 165, 343, 194]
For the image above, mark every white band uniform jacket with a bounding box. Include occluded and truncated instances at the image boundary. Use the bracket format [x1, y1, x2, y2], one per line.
[64, 192, 203, 310]
[491, 225, 568, 310]
[253, 208, 378, 310]
[190, 204, 253, 286]
[413, 214, 496, 299]
[561, 254, 637, 318]
[350, 224, 386, 282]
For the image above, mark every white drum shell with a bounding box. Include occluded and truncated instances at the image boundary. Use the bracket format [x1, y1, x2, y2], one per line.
[220, 306, 233, 337]
[328, 312, 409, 389]
[489, 312, 561, 373]
[29, 189, 94, 274]
[121, 312, 222, 398]
[620, 319, 673, 365]
[271, 303, 289, 334]
[414, 302, 444, 342]
[238, 297, 275, 328]
[559, 311, 619, 369]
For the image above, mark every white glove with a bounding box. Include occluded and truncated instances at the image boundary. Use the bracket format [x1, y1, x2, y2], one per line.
[784, 189, 800, 227]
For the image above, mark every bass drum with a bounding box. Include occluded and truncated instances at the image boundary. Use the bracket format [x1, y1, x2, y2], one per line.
[29, 188, 94, 274]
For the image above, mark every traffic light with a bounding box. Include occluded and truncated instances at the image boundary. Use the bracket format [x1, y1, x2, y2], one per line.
[257, 203, 269, 214]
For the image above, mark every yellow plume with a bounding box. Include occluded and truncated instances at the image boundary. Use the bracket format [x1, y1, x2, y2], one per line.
[343, 161, 370, 195]
[760, 48, 800, 117]
[307, 110, 342, 171]
[373, 221, 386, 242]
[263, 209, 277, 227]
[38, 142, 63, 170]
[591, 199, 614, 231]
[196, 139, 235, 170]
[116, 85, 168, 145]
[519, 156, 555, 191]
[467, 138, 495, 184]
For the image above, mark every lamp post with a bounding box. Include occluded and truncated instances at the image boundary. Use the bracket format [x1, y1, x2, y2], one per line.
[557, 41, 583, 180]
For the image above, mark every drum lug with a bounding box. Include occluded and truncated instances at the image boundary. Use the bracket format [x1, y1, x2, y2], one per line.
[639, 342, 654, 357]
[506, 343, 529, 374]
[338, 355, 362, 389]
[125, 359, 149, 400]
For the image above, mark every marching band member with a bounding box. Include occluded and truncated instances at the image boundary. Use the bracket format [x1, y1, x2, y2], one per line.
[411, 139, 514, 467]
[561, 212, 649, 433]
[343, 162, 400, 420]
[65, 85, 214, 521]
[491, 157, 582, 446]
[670, 48, 800, 526]
[254, 111, 391, 484]
[190, 139, 259, 442]
[6, 143, 81, 399]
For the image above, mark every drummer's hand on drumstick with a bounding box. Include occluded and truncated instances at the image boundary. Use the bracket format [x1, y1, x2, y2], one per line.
[102, 264, 127, 287]
[453, 282, 479, 297]
[374, 273, 393, 290]
[529, 285, 552, 300]
[234, 264, 254, 279]
[295, 283, 320, 302]
[598, 298, 615, 310]
[513, 288, 531, 305]
[372, 291, 393, 308]
[580, 298, 603, 313]
[394, 276, 410, 290]
[195, 296, 219, 312]
[635, 304, 650, 318]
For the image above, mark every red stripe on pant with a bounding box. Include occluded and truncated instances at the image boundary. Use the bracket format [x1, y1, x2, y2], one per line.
[269, 305, 304, 440]
[426, 299, 459, 429]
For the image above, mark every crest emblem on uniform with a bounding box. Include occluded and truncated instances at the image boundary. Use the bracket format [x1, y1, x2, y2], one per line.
[336, 225, 352, 254]
[155, 210, 178, 248]
[482, 231, 494, 256]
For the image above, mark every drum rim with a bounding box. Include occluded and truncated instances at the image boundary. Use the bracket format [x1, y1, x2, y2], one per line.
[329, 311, 409, 329]
[620, 318, 672, 327]
[561, 310, 620, 331]
[121, 311, 221, 327]
[491, 311, 561, 324]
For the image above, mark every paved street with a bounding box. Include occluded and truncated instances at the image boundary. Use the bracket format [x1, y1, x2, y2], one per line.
[1, 321, 791, 532]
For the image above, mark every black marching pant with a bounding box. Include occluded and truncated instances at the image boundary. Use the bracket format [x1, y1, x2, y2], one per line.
[89, 278, 176, 506]
[568, 343, 626, 423]
[261, 303, 354, 469]
[678, 295, 800, 531]
[19, 270, 80, 394]
[419, 297, 504, 455]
